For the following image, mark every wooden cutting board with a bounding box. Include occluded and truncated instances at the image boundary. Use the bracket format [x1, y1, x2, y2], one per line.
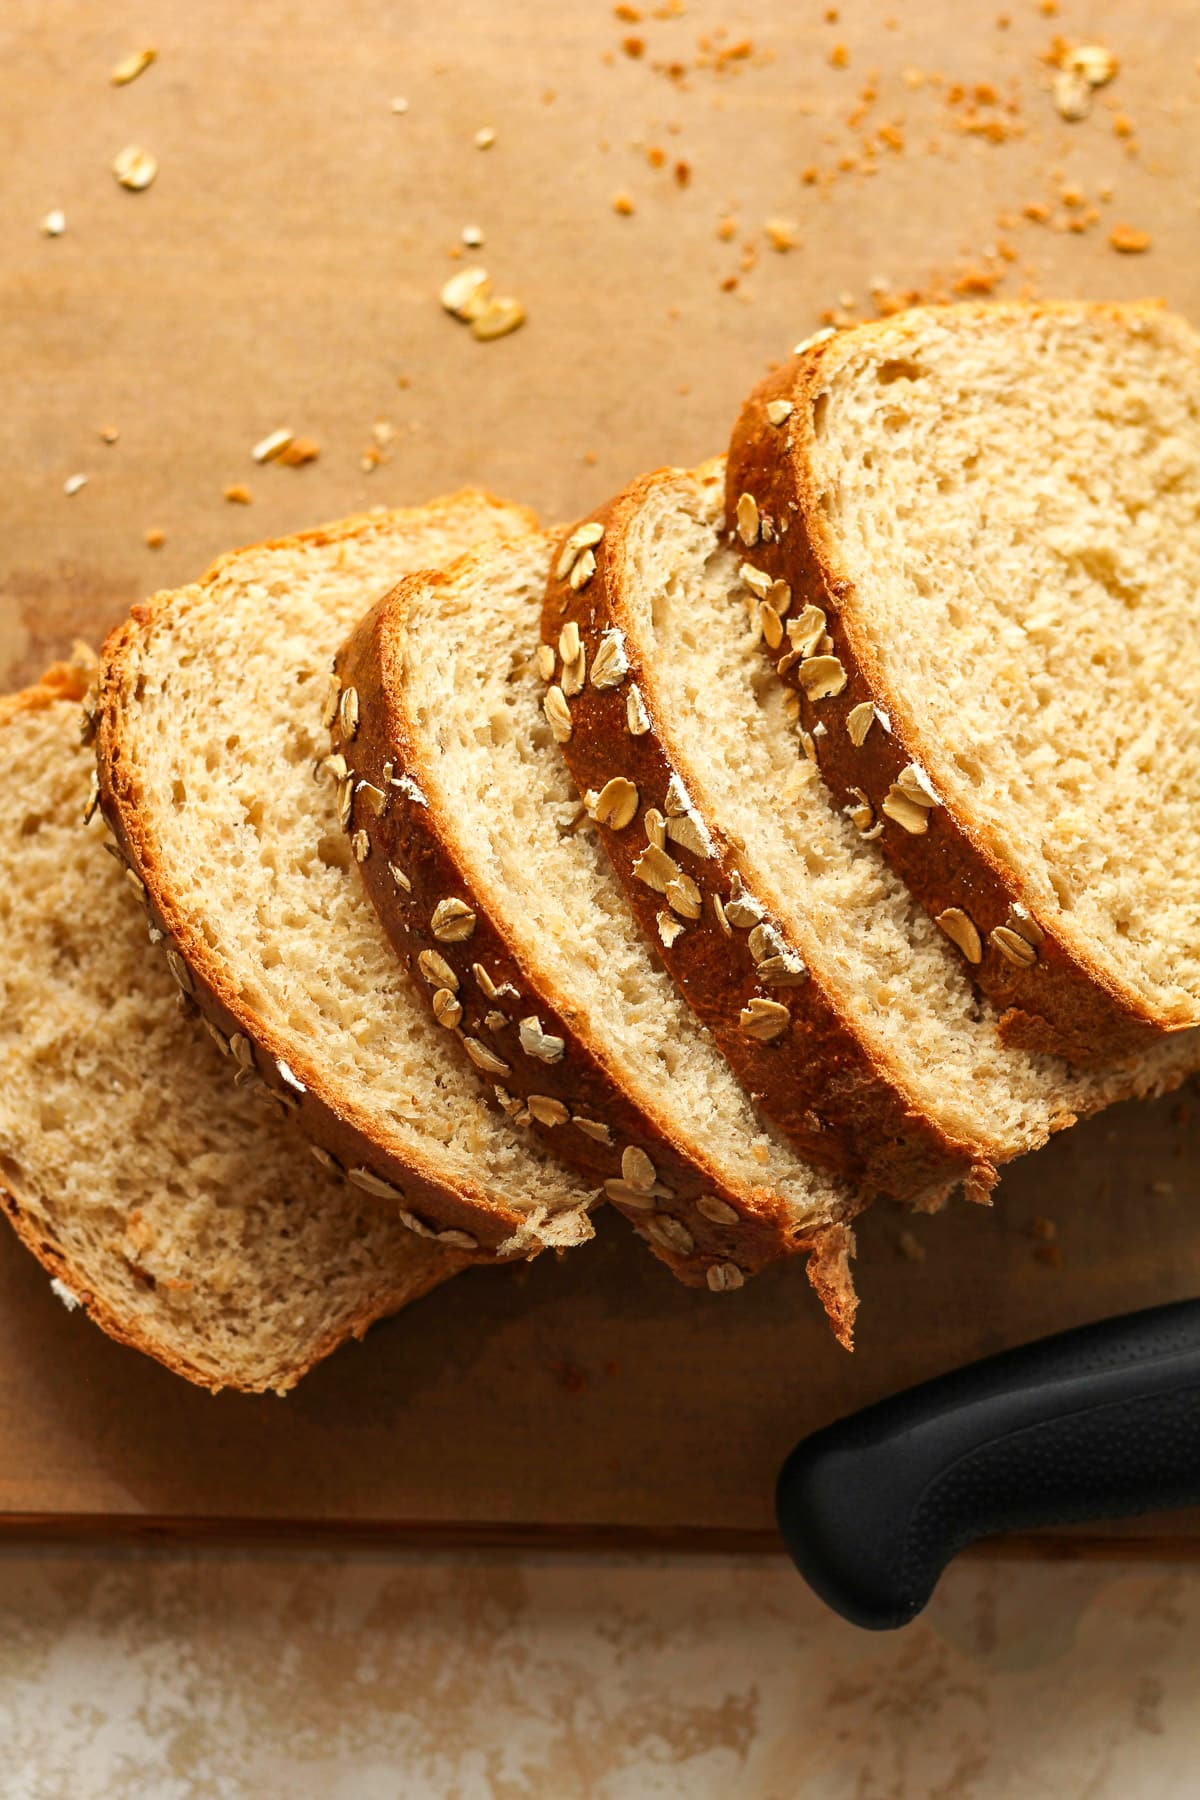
[1, 0, 1197, 1548]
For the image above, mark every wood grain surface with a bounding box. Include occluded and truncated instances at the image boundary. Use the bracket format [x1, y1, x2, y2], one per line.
[1, 0, 1197, 1545]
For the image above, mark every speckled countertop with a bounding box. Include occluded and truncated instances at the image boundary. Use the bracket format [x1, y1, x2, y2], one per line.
[2, 1549, 1196, 1797]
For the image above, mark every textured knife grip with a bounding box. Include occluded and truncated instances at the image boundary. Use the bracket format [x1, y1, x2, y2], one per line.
[776, 1299, 1200, 1630]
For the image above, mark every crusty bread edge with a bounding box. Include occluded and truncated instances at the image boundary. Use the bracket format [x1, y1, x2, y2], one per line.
[334, 546, 831, 1297]
[726, 299, 1186, 1066]
[539, 464, 1002, 1212]
[92, 492, 591, 1262]
[0, 667, 463, 1395]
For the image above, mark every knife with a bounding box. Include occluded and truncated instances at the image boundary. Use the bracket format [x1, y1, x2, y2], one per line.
[775, 1297, 1200, 1629]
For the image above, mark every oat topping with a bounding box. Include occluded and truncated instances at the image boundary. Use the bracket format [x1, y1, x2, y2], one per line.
[735, 492, 761, 546]
[739, 996, 790, 1041]
[568, 547, 597, 591]
[389, 862, 412, 894]
[528, 1095, 569, 1126]
[643, 808, 667, 851]
[543, 685, 572, 742]
[796, 655, 847, 700]
[347, 1167, 405, 1199]
[556, 521, 605, 581]
[573, 1117, 613, 1145]
[604, 1179, 656, 1211]
[935, 906, 983, 963]
[1006, 902, 1046, 945]
[586, 776, 639, 829]
[657, 909, 686, 946]
[418, 948, 459, 990]
[697, 1194, 739, 1225]
[518, 1015, 566, 1063]
[786, 606, 827, 659]
[337, 685, 360, 740]
[724, 872, 765, 928]
[990, 924, 1039, 967]
[462, 1036, 511, 1076]
[431, 897, 477, 942]
[535, 643, 556, 682]
[766, 399, 794, 425]
[647, 1215, 695, 1255]
[665, 872, 702, 919]
[432, 988, 464, 1028]
[632, 842, 681, 895]
[895, 762, 940, 807]
[591, 629, 630, 690]
[740, 562, 772, 599]
[846, 701, 876, 746]
[625, 683, 650, 733]
[706, 1261, 746, 1291]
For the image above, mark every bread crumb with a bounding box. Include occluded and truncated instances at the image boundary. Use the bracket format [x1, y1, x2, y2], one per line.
[1109, 222, 1151, 253]
[1113, 112, 1134, 138]
[764, 217, 799, 252]
[612, 191, 636, 215]
[111, 47, 156, 86]
[897, 1229, 926, 1263]
[50, 1278, 81, 1312]
[474, 126, 496, 150]
[623, 34, 646, 56]
[63, 473, 87, 496]
[40, 209, 66, 237]
[1027, 1215, 1057, 1242]
[223, 483, 253, 504]
[614, 2, 642, 17]
[829, 42, 848, 68]
[673, 158, 691, 186]
[99, 425, 120, 445]
[390, 96, 409, 114]
[143, 527, 166, 549]
[276, 436, 321, 466]
[1034, 1242, 1063, 1268]
[716, 215, 737, 240]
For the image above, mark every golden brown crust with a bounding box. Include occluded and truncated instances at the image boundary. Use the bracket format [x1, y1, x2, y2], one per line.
[92, 494, 583, 1264]
[538, 470, 995, 1211]
[726, 300, 1180, 1068]
[0, 675, 460, 1395]
[334, 558, 835, 1294]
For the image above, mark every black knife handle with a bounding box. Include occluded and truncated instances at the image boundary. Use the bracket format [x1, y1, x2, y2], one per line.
[776, 1298, 1200, 1630]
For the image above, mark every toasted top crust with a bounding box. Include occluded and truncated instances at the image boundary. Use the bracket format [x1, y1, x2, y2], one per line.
[94, 492, 596, 1262]
[0, 666, 462, 1395]
[333, 528, 863, 1330]
[727, 300, 1200, 1065]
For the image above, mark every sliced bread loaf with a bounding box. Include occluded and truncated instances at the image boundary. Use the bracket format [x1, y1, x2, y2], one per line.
[333, 529, 861, 1330]
[727, 300, 1200, 1065]
[541, 459, 1200, 1202]
[0, 658, 464, 1395]
[94, 494, 596, 1262]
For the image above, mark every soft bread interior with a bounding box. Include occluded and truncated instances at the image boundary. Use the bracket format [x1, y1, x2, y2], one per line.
[400, 532, 852, 1232]
[0, 691, 456, 1394]
[619, 463, 1199, 1157]
[804, 304, 1200, 1021]
[103, 499, 592, 1230]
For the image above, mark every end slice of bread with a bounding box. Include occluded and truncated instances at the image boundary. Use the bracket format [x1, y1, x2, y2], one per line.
[0, 661, 465, 1395]
[334, 529, 862, 1331]
[540, 459, 1200, 1203]
[727, 300, 1200, 1065]
[94, 494, 596, 1262]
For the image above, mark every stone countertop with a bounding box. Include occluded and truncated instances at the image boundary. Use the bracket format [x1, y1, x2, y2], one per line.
[1, 1549, 1195, 1797]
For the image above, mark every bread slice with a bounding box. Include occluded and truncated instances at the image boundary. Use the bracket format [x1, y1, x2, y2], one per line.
[333, 529, 861, 1330]
[727, 300, 1200, 1066]
[94, 494, 596, 1262]
[0, 658, 466, 1395]
[541, 459, 1200, 1203]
